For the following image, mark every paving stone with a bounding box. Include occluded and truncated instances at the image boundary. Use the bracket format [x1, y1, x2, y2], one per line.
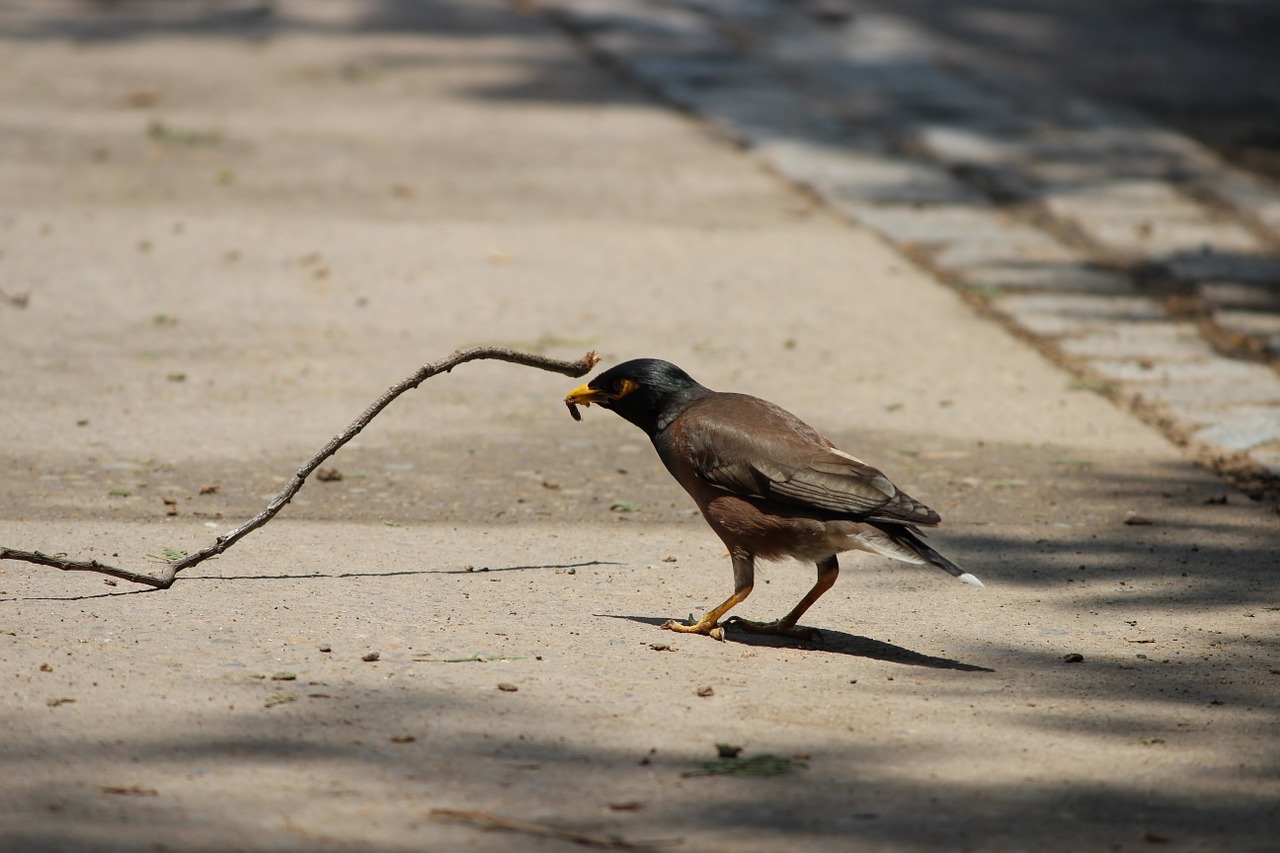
[1212, 310, 1280, 355]
[1028, 161, 1136, 188]
[1059, 322, 1216, 361]
[1139, 363, 1280, 409]
[658, 76, 826, 142]
[1213, 309, 1280, 338]
[1199, 281, 1280, 311]
[758, 139, 983, 206]
[801, 19, 1017, 127]
[1166, 254, 1280, 284]
[681, 0, 777, 17]
[1213, 170, 1280, 239]
[877, 71, 1010, 124]
[1094, 220, 1259, 257]
[915, 125, 1019, 167]
[1090, 358, 1258, 384]
[830, 10, 936, 62]
[590, 29, 725, 59]
[953, 262, 1134, 294]
[1193, 406, 1280, 452]
[847, 204, 1006, 245]
[1043, 179, 1187, 211]
[931, 229, 1076, 270]
[998, 294, 1166, 337]
[554, 0, 705, 36]
[1042, 181, 1261, 256]
[1022, 128, 1208, 182]
[595, 45, 757, 85]
[1249, 448, 1280, 476]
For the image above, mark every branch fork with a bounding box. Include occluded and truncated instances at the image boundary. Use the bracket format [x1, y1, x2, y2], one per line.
[1, 346, 599, 588]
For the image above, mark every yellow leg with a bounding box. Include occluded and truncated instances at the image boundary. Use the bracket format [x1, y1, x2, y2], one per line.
[662, 549, 754, 640]
[725, 555, 839, 642]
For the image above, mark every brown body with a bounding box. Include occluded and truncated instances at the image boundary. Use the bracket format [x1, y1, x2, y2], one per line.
[566, 359, 979, 640]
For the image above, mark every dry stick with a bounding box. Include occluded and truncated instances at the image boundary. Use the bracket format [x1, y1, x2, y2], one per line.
[0, 346, 600, 589]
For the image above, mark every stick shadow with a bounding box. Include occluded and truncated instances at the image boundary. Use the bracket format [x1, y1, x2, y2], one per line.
[2, 561, 622, 601]
[189, 559, 618, 580]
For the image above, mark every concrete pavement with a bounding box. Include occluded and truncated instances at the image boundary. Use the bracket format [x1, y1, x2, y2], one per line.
[1, 1, 1277, 851]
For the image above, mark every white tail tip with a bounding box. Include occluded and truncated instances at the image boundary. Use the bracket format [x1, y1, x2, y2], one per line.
[958, 572, 985, 588]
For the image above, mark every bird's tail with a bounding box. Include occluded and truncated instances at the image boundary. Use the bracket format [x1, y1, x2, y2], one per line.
[883, 524, 984, 588]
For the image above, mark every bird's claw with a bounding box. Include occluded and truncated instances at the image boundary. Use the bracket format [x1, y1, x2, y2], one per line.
[660, 618, 726, 642]
[722, 616, 824, 644]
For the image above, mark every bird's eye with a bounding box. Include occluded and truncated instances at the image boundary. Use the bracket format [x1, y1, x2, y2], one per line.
[612, 378, 639, 398]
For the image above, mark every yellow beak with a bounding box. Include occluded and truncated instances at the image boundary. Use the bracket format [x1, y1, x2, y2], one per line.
[565, 382, 611, 421]
[564, 383, 610, 407]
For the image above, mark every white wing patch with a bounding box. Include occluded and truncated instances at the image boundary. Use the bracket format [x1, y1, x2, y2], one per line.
[829, 448, 868, 466]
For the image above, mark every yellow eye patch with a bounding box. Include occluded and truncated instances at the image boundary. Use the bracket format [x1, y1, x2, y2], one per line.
[616, 378, 640, 398]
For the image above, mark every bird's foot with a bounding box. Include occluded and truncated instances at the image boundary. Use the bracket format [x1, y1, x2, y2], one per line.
[660, 618, 726, 642]
[722, 616, 824, 643]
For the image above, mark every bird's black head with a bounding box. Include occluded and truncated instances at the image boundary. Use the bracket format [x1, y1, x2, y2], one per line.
[565, 358, 710, 436]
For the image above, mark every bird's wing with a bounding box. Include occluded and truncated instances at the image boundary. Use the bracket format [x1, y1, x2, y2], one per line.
[675, 394, 941, 525]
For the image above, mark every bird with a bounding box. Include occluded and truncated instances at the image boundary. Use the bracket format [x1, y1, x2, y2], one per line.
[564, 358, 981, 641]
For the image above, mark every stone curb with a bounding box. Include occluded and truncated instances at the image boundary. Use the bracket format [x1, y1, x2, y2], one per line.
[540, 0, 1280, 499]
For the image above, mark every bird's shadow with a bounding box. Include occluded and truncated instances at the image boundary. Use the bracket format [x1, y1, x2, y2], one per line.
[601, 614, 994, 672]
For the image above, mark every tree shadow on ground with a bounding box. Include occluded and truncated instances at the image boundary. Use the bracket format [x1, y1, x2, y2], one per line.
[1, 679, 1275, 852]
[0, 0, 528, 42]
[2, 446, 1275, 849]
[853, 0, 1280, 182]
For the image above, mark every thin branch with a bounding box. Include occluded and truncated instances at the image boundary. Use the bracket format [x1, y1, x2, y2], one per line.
[0, 546, 170, 587]
[2, 346, 600, 589]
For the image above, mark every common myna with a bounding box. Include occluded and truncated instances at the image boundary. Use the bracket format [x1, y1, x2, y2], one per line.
[565, 358, 981, 641]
